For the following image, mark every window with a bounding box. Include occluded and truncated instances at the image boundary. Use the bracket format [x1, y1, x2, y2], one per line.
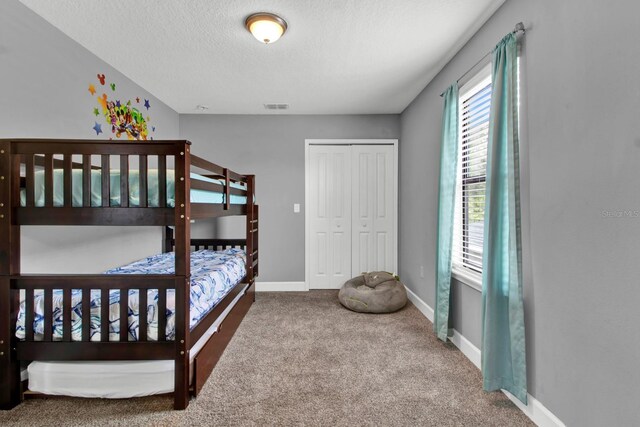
[452, 65, 492, 287]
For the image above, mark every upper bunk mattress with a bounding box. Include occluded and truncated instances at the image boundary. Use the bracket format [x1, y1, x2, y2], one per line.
[15, 248, 246, 342]
[19, 169, 248, 207]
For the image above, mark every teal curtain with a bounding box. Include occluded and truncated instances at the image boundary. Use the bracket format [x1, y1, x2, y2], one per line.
[481, 33, 527, 404]
[434, 83, 459, 342]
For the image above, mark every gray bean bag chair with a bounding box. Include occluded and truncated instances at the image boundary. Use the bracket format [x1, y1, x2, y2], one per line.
[338, 271, 407, 313]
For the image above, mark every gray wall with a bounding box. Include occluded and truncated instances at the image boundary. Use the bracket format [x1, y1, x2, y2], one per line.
[0, 0, 180, 273]
[399, 0, 640, 425]
[179, 114, 400, 282]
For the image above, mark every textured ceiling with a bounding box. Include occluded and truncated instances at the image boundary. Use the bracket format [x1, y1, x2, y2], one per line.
[20, 0, 505, 114]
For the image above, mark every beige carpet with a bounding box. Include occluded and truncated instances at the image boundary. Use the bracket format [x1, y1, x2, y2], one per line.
[0, 291, 533, 426]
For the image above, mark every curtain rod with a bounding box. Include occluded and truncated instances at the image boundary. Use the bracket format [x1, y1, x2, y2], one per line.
[439, 22, 525, 97]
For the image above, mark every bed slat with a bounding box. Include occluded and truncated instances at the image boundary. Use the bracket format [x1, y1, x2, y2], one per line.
[16, 342, 175, 361]
[189, 179, 247, 196]
[190, 154, 224, 176]
[82, 289, 91, 341]
[25, 288, 34, 342]
[14, 141, 179, 156]
[82, 154, 91, 207]
[43, 154, 54, 207]
[62, 288, 72, 341]
[43, 289, 53, 342]
[101, 289, 110, 342]
[138, 289, 148, 342]
[119, 289, 128, 342]
[158, 155, 166, 208]
[223, 168, 230, 210]
[13, 275, 177, 289]
[101, 155, 110, 207]
[190, 203, 246, 219]
[25, 154, 34, 207]
[16, 207, 174, 226]
[63, 154, 73, 207]
[120, 155, 129, 208]
[157, 289, 167, 342]
[139, 155, 148, 208]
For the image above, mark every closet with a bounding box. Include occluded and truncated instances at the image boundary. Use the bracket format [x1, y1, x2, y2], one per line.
[306, 141, 397, 289]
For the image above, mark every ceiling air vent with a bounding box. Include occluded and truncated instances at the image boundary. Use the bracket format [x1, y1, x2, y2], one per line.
[264, 103, 289, 110]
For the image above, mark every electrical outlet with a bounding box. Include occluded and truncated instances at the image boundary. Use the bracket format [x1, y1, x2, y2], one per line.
[293, 203, 300, 213]
[420, 265, 424, 278]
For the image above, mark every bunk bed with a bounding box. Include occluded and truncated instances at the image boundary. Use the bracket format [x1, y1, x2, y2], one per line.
[0, 138, 259, 410]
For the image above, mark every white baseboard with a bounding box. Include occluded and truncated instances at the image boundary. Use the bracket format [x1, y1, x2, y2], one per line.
[255, 281, 307, 292]
[450, 329, 482, 369]
[405, 286, 564, 427]
[503, 389, 566, 427]
[405, 286, 434, 322]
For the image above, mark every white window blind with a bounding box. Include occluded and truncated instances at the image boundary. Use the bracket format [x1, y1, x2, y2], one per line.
[452, 67, 492, 282]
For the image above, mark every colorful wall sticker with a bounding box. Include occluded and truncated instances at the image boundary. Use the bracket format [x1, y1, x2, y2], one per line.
[87, 73, 156, 140]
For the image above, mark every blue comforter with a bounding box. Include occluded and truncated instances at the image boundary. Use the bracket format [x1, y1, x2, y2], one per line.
[15, 249, 246, 342]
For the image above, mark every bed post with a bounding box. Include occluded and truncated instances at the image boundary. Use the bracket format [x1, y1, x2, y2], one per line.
[163, 226, 174, 253]
[0, 140, 21, 409]
[245, 175, 255, 294]
[173, 141, 192, 410]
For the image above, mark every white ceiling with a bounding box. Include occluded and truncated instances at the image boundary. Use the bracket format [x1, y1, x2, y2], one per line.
[20, 0, 505, 115]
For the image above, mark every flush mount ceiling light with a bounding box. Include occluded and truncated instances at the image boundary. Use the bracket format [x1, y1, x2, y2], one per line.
[245, 12, 288, 44]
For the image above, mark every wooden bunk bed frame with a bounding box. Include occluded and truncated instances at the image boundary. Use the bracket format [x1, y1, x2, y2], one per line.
[0, 138, 259, 410]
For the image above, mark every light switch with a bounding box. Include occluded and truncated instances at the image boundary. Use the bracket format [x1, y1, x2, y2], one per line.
[293, 203, 300, 213]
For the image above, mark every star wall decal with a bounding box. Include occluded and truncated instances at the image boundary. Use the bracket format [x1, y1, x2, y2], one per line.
[116, 100, 121, 107]
[92, 122, 103, 135]
[110, 83, 116, 91]
[88, 84, 96, 95]
[93, 107, 99, 116]
[144, 99, 150, 110]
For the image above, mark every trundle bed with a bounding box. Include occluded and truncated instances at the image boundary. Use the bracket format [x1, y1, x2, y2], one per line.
[0, 138, 259, 410]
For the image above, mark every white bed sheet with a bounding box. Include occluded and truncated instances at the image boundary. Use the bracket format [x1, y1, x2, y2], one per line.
[26, 284, 249, 399]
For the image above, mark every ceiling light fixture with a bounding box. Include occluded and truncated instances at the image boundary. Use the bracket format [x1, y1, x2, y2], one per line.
[245, 12, 288, 44]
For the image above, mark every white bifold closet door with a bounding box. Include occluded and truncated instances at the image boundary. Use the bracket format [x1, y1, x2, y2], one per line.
[309, 144, 395, 289]
[351, 145, 395, 277]
[309, 146, 353, 289]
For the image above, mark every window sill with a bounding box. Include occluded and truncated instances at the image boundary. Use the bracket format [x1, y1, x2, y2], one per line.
[451, 267, 482, 293]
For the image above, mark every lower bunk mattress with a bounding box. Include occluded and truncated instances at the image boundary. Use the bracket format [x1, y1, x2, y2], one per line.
[15, 248, 246, 341]
[26, 283, 250, 398]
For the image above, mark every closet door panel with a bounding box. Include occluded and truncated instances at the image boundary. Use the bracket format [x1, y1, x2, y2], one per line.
[309, 146, 351, 289]
[375, 149, 395, 273]
[352, 145, 395, 276]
